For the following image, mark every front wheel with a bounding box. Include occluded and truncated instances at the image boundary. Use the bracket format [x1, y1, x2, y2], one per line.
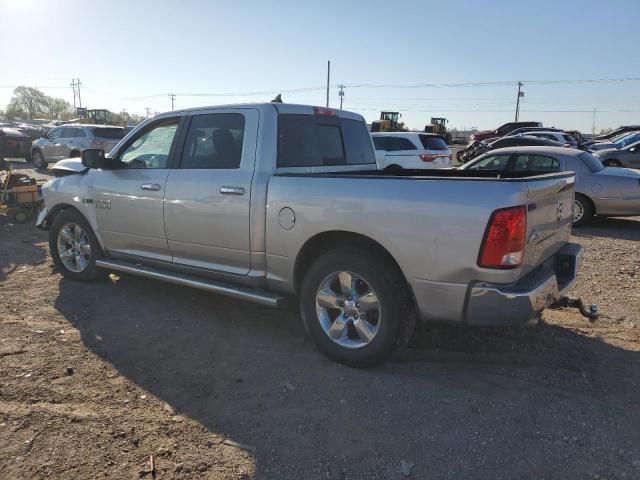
[300, 249, 413, 367]
[31, 149, 45, 169]
[49, 209, 106, 281]
[603, 159, 622, 167]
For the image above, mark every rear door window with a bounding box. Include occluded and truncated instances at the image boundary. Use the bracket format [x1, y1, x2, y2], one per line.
[180, 113, 245, 169]
[418, 135, 448, 151]
[277, 114, 374, 167]
[512, 154, 561, 172]
[372, 137, 388, 150]
[387, 137, 416, 151]
[92, 127, 126, 140]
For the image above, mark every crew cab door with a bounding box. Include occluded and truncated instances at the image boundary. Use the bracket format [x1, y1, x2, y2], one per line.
[163, 108, 259, 275]
[88, 116, 183, 262]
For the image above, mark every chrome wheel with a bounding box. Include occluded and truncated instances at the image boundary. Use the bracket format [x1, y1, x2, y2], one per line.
[32, 150, 44, 169]
[57, 222, 91, 273]
[315, 271, 381, 349]
[573, 199, 584, 224]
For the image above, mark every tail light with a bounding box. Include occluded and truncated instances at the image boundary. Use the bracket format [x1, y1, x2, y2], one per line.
[419, 154, 436, 162]
[313, 106, 337, 116]
[478, 206, 526, 269]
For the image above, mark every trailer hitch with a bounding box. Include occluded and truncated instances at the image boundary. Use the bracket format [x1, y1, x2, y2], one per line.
[552, 297, 599, 321]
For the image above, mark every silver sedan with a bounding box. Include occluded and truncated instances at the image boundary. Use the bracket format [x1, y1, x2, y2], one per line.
[459, 146, 640, 226]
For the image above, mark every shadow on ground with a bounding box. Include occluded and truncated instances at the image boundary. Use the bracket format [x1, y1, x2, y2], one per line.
[54, 273, 640, 479]
[573, 216, 640, 241]
[0, 217, 48, 281]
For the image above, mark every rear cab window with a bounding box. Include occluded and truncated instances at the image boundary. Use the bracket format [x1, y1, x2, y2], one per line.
[277, 113, 375, 168]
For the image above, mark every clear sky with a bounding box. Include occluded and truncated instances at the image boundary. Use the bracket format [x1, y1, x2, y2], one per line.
[1, 0, 639, 132]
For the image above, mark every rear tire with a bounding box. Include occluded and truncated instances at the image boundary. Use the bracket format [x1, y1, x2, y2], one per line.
[49, 209, 107, 281]
[573, 193, 594, 227]
[384, 164, 402, 172]
[31, 149, 45, 169]
[300, 248, 414, 367]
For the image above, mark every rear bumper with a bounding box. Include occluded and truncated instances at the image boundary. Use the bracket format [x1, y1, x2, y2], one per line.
[464, 243, 582, 326]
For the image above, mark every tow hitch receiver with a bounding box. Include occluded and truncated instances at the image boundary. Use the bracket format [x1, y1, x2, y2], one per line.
[552, 297, 599, 321]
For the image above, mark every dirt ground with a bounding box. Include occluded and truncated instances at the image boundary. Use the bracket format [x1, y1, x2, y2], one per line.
[1, 160, 640, 479]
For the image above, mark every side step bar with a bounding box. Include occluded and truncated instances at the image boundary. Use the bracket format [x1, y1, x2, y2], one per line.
[95, 259, 284, 308]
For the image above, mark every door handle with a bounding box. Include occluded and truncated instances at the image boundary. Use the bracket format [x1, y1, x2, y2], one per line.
[220, 186, 245, 195]
[141, 183, 161, 191]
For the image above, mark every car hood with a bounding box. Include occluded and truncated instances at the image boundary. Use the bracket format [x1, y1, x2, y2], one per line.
[593, 148, 622, 157]
[51, 158, 85, 174]
[594, 167, 640, 179]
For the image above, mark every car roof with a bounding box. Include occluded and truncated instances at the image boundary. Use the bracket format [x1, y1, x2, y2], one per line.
[486, 145, 584, 156]
[59, 124, 124, 128]
[370, 131, 439, 137]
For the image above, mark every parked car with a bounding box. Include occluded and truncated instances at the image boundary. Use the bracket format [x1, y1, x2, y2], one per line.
[457, 136, 561, 164]
[371, 132, 452, 169]
[516, 131, 578, 148]
[469, 121, 542, 142]
[594, 140, 640, 168]
[0, 127, 31, 168]
[459, 146, 640, 226]
[37, 103, 582, 366]
[588, 131, 640, 152]
[507, 126, 562, 137]
[30, 124, 127, 169]
[594, 125, 640, 141]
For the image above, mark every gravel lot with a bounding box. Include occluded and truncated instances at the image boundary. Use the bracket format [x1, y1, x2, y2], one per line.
[1, 160, 640, 479]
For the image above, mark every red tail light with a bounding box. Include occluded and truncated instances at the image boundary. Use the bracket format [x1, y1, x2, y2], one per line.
[313, 106, 337, 116]
[478, 206, 526, 269]
[419, 154, 436, 162]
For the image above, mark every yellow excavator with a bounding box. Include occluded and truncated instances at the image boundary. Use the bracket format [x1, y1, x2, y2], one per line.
[371, 111, 407, 132]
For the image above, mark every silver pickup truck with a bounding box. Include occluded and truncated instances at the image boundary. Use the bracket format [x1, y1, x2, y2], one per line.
[37, 103, 584, 366]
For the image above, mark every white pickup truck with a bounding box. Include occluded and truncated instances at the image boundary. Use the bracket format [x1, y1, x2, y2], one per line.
[37, 103, 587, 366]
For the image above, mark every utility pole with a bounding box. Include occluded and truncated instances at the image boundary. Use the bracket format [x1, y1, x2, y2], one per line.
[70, 79, 77, 111]
[514, 82, 524, 121]
[338, 84, 345, 110]
[168, 93, 176, 111]
[77, 78, 82, 108]
[326, 61, 330, 108]
[145, 107, 151, 118]
[592, 107, 597, 135]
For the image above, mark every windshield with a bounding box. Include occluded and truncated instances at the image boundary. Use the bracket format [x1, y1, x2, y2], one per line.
[579, 152, 604, 172]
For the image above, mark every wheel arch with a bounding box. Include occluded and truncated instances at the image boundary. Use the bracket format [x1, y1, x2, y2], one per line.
[47, 204, 107, 256]
[575, 191, 596, 213]
[293, 230, 412, 297]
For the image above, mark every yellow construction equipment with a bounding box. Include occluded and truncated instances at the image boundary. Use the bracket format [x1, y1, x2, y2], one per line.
[371, 111, 407, 132]
[424, 117, 452, 144]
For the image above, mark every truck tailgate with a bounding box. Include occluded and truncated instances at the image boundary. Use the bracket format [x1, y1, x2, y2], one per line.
[520, 174, 575, 276]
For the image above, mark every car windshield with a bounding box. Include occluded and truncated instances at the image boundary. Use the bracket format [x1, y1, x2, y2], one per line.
[579, 152, 604, 172]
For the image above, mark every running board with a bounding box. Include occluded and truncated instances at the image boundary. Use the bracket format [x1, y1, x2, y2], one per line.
[95, 259, 284, 308]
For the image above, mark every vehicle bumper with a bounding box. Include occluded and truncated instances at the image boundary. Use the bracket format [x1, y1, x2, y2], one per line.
[464, 243, 582, 326]
[36, 206, 49, 230]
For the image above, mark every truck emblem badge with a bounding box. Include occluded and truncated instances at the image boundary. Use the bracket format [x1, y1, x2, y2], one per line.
[556, 201, 563, 221]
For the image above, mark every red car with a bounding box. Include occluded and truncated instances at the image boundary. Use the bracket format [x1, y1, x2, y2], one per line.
[470, 121, 542, 142]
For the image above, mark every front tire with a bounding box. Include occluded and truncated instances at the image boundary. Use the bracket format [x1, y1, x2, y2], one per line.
[603, 159, 622, 167]
[300, 249, 413, 367]
[573, 193, 594, 227]
[31, 149, 45, 169]
[49, 209, 106, 281]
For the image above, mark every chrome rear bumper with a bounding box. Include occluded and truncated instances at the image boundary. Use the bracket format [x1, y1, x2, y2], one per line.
[465, 243, 582, 326]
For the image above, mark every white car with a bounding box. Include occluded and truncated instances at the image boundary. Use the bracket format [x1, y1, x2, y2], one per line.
[516, 131, 578, 148]
[371, 132, 452, 169]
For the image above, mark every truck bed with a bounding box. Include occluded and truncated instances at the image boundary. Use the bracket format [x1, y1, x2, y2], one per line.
[275, 169, 575, 181]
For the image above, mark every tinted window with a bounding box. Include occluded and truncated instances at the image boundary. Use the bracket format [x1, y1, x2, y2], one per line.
[60, 127, 76, 137]
[119, 121, 178, 169]
[75, 128, 87, 137]
[467, 154, 510, 171]
[578, 152, 604, 172]
[372, 137, 388, 150]
[562, 134, 576, 143]
[387, 137, 416, 151]
[341, 119, 376, 164]
[419, 135, 448, 150]
[277, 114, 374, 168]
[49, 127, 63, 138]
[513, 154, 561, 172]
[180, 113, 244, 169]
[92, 127, 125, 140]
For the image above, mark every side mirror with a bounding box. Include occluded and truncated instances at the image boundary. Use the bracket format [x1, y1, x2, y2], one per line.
[81, 148, 107, 169]
[41, 131, 49, 139]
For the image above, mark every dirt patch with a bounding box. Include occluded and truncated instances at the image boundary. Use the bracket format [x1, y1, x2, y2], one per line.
[1, 162, 640, 479]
